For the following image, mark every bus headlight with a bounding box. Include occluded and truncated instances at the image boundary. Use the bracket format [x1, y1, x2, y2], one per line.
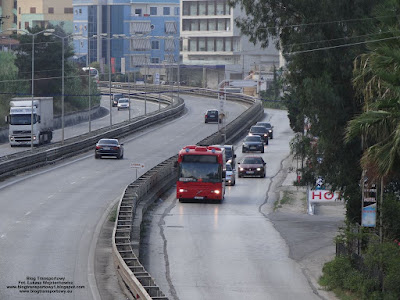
[178, 189, 187, 193]
[212, 190, 220, 194]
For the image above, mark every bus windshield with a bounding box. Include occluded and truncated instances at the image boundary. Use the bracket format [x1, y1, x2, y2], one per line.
[10, 114, 38, 125]
[179, 162, 221, 183]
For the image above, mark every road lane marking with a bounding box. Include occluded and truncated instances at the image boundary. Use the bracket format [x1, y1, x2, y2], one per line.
[25, 211, 31, 216]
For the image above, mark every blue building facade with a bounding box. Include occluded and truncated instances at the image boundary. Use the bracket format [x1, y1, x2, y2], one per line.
[72, 0, 180, 74]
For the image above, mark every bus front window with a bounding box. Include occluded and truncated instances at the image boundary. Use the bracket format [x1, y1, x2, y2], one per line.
[179, 163, 221, 182]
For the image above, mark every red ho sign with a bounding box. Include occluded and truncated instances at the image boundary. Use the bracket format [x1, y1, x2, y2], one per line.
[308, 190, 342, 203]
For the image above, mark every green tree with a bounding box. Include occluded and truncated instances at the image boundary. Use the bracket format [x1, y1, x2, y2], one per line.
[229, 0, 376, 221]
[0, 52, 28, 126]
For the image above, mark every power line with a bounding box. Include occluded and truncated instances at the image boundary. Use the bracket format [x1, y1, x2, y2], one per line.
[288, 35, 400, 55]
[257, 14, 398, 31]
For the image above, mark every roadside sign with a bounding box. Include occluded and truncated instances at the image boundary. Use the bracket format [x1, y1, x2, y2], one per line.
[131, 163, 145, 169]
[362, 204, 377, 227]
[308, 190, 342, 203]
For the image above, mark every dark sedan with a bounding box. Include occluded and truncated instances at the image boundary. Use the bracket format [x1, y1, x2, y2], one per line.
[95, 138, 124, 159]
[256, 122, 274, 139]
[205, 109, 221, 123]
[242, 135, 264, 153]
[238, 156, 266, 178]
[249, 125, 269, 144]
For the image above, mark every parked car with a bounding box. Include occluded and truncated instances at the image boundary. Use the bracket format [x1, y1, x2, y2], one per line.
[95, 138, 124, 159]
[117, 98, 130, 110]
[238, 156, 266, 178]
[249, 125, 269, 144]
[242, 135, 264, 153]
[112, 93, 123, 107]
[225, 162, 236, 186]
[205, 109, 221, 123]
[256, 122, 274, 139]
[212, 144, 236, 166]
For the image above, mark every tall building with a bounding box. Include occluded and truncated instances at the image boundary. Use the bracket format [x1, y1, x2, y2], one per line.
[0, 0, 17, 33]
[72, 0, 180, 76]
[180, 0, 280, 86]
[17, 0, 73, 32]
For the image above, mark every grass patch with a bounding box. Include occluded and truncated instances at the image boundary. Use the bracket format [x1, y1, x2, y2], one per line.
[274, 190, 295, 211]
[108, 204, 118, 222]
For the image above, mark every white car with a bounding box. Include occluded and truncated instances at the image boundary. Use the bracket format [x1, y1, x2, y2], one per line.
[225, 162, 236, 186]
[117, 98, 130, 110]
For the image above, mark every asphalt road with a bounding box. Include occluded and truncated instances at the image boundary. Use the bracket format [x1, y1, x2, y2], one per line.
[140, 109, 332, 300]
[0, 94, 248, 300]
[0, 95, 165, 156]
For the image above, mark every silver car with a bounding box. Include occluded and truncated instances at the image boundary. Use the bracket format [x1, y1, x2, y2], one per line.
[225, 162, 236, 186]
[117, 98, 130, 110]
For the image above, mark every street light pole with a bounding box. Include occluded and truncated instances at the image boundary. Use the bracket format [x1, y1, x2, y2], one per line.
[44, 31, 79, 145]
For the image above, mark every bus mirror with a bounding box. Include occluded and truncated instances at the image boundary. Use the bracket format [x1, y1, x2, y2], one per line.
[222, 170, 226, 178]
[173, 161, 178, 168]
[5, 115, 9, 124]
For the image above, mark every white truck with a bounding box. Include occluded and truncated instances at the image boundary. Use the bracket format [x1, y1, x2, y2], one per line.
[5, 97, 54, 146]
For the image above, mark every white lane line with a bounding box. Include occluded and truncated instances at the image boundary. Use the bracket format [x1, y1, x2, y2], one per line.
[71, 182, 76, 185]
[48, 195, 54, 199]
[25, 211, 31, 216]
[1, 234, 6, 239]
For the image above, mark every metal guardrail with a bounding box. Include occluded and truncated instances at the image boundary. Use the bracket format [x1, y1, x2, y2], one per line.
[112, 85, 264, 299]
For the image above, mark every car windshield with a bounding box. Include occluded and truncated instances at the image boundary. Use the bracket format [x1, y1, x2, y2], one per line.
[10, 114, 38, 125]
[250, 126, 266, 133]
[244, 136, 262, 142]
[224, 147, 232, 158]
[258, 123, 272, 129]
[119, 99, 129, 103]
[207, 110, 218, 115]
[179, 162, 221, 182]
[242, 157, 263, 164]
[99, 139, 118, 145]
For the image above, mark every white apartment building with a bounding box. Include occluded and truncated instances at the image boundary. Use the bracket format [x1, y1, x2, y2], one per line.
[180, 0, 281, 82]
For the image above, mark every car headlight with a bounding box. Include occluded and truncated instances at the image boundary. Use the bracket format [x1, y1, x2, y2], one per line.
[268, 130, 272, 132]
[239, 168, 244, 171]
[257, 168, 261, 171]
[264, 134, 268, 136]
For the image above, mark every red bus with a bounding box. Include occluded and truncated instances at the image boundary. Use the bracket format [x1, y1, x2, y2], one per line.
[176, 145, 226, 202]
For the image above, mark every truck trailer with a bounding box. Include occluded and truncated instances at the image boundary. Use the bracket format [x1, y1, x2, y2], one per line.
[5, 97, 54, 146]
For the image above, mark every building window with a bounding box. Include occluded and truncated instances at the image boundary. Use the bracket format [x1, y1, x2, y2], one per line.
[163, 7, 170, 15]
[64, 7, 73, 14]
[24, 22, 29, 29]
[151, 57, 160, 64]
[151, 40, 159, 50]
[13, 14, 17, 23]
[19, 7, 21, 14]
[79, 8, 82, 14]
[131, 38, 151, 50]
[174, 7, 180, 16]
[18, 21, 21, 29]
[131, 21, 152, 34]
[165, 21, 177, 33]
[150, 7, 157, 15]
[14, 0, 17, 9]
[135, 9, 142, 16]
[48, 7, 54, 14]
[30, 7, 36, 14]
[165, 39, 174, 51]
